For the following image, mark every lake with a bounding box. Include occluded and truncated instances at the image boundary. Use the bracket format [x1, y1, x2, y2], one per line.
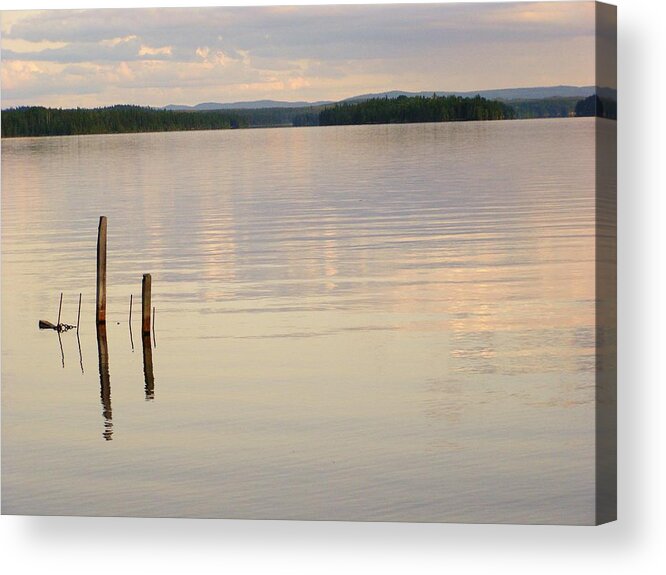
[2, 118, 598, 523]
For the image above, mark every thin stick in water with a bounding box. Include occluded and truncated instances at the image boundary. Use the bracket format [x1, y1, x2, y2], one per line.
[152, 306, 156, 348]
[129, 294, 134, 352]
[76, 293, 82, 333]
[57, 292, 63, 327]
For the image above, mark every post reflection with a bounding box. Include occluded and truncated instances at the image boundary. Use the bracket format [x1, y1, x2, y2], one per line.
[142, 333, 155, 401]
[57, 331, 65, 369]
[96, 323, 113, 441]
[77, 332, 84, 374]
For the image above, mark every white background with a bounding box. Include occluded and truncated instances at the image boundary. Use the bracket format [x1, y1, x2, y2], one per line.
[1, 1, 664, 573]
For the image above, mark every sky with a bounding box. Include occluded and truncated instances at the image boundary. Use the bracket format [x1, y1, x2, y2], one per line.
[0, 1, 597, 108]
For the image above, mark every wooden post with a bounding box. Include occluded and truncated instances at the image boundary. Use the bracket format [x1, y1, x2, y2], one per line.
[96, 216, 107, 324]
[142, 273, 151, 334]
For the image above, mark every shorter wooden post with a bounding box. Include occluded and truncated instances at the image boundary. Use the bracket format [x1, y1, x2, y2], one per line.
[142, 274, 151, 334]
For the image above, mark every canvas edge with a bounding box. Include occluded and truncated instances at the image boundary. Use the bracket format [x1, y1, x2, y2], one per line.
[594, 0, 617, 526]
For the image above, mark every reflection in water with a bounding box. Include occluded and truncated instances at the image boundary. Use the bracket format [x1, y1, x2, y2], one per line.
[2, 119, 603, 523]
[57, 331, 65, 369]
[96, 323, 112, 441]
[77, 332, 84, 374]
[142, 333, 155, 401]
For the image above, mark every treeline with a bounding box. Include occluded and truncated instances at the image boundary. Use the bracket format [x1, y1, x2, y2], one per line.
[319, 94, 514, 125]
[574, 95, 617, 120]
[230, 106, 320, 128]
[1, 94, 616, 138]
[1, 104, 325, 137]
[510, 97, 580, 119]
[1, 105, 247, 138]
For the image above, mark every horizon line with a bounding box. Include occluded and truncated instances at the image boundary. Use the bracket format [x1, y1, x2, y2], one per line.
[2, 83, 609, 111]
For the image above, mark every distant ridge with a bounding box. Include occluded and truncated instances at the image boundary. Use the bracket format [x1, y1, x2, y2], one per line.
[164, 99, 333, 111]
[162, 85, 605, 111]
[344, 85, 599, 103]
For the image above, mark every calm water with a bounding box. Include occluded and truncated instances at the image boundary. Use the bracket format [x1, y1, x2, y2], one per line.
[2, 119, 597, 523]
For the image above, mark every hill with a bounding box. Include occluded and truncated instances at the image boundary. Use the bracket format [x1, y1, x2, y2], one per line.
[163, 86, 600, 111]
[164, 99, 333, 111]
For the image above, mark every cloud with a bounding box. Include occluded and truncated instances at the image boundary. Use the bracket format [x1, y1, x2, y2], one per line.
[2, 41, 175, 64]
[100, 35, 138, 47]
[1, 3, 596, 107]
[138, 44, 172, 57]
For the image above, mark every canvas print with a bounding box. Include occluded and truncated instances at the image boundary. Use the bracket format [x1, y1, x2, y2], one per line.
[1, 2, 616, 524]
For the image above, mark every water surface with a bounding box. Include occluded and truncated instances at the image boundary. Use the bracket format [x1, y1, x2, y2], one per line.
[2, 119, 596, 523]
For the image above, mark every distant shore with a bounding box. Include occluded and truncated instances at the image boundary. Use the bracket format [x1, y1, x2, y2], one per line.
[1, 94, 614, 139]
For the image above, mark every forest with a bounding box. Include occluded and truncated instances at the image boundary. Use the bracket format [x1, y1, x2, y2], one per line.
[1, 94, 615, 138]
[0, 105, 246, 138]
[319, 94, 514, 125]
[509, 97, 580, 119]
[574, 95, 617, 120]
[0, 104, 325, 137]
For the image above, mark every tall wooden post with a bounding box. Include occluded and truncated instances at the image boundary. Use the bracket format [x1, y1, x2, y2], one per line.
[96, 216, 107, 324]
[142, 273, 151, 334]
